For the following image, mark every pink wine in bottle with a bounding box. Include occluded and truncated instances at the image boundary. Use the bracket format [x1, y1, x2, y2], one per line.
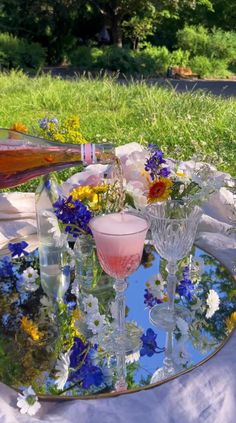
[0, 128, 115, 188]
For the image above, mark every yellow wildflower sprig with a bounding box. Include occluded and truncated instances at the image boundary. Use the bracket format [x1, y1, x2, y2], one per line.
[20, 316, 43, 341]
[225, 311, 236, 333]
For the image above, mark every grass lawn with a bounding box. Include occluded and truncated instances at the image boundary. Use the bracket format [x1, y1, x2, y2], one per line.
[0, 70, 236, 191]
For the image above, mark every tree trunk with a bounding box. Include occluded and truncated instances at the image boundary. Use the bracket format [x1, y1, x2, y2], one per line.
[111, 15, 122, 47]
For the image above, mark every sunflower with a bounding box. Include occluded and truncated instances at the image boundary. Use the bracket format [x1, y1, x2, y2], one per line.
[147, 177, 173, 203]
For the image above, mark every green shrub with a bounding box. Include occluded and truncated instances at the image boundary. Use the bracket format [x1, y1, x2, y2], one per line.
[177, 26, 209, 57]
[189, 55, 231, 78]
[135, 45, 169, 75]
[206, 29, 236, 62]
[189, 55, 212, 78]
[69, 46, 103, 69]
[168, 49, 190, 67]
[97, 47, 138, 73]
[177, 25, 236, 65]
[0, 33, 46, 71]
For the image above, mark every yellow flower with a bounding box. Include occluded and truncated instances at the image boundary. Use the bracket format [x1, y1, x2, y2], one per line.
[225, 311, 236, 333]
[20, 316, 42, 341]
[176, 171, 187, 178]
[10, 122, 28, 133]
[64, 115, 80, 131]
[70, 185, 109, 211]
[147, 178, 173, 204]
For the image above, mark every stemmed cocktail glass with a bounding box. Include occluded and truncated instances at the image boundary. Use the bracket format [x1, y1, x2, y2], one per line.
[147, 200, 202, 330]
[89, 212, 149, 390]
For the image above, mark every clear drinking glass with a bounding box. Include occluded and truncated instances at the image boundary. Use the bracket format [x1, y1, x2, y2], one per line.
[147, 200, 202, 330]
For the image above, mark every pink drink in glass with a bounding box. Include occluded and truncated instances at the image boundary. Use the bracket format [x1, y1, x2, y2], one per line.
[89, 213, 148, 279]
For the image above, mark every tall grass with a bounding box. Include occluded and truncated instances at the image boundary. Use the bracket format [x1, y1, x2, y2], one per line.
[0, 71, 236, 191]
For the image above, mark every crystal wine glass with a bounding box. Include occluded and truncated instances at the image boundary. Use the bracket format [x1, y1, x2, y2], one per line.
[89, 212, 149, 390]
[147, 200, 202, 330]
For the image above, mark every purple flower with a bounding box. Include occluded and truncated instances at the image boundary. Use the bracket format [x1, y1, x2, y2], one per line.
[159, 167, 170, 177]
[50, 117, 59, 125]
[70, 337, 88, 368]
[177, 266, 194, 301]
[68, 338, 104, 389]
[8, 241, 29, 257]
[140, 328, 164, 357]
[39, 117, 49, 129]
[144, 288, 162, 308]
[145, 145, 166, 181]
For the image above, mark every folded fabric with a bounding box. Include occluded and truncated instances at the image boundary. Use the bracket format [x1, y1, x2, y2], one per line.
[0, 192, 37, 253]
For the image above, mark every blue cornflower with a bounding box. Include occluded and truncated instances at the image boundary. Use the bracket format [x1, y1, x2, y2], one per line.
[70, 337, 89, 368]
[140, 328, 164, 357]
[8, 241, 29, 257]
[177, 266, 194, 301]
[53, 196, 92, 237]
[0, 256, 14, 278]
[79, 364, 104, 389]
[62, 265, 71, 277]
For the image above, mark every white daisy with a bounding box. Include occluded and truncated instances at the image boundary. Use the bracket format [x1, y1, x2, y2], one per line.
[206, 289, 220, 319]
[22, 266, 38, 283]
[83, 294, 99, 314]
[146, 274, 165, 300]
[176, 317, 189, 336]
[21, 267, 39, 291]
[125, 351, 140, 364]
[17, 386, 41, 416]
[55, 351, 71, 390]
[87, 312, 106, 334]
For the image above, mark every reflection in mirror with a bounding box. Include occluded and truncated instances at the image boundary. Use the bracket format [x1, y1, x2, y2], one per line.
[0, 240, 235, 398]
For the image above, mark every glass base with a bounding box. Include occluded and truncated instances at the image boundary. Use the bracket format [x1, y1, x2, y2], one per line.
[95, 321, 143, 355]
[150, 365, 176, 384]
[149, 303, 191, 331]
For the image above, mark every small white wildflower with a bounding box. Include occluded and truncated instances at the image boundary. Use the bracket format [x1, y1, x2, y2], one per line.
[55, 351, 71, 390]
[206, 289, 220, 319]
[83, 294, 99, 314]
[17, 386, 41, 416]
[87, 312, 106, 334]
[21, 267, 39, 292]
[176, 317, 189, 336]
[146, 274, 165, 300]
[22, 266, 38, 283]
[125, 351, 140, 364]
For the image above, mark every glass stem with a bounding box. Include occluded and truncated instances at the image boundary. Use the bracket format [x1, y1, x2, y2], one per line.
[114, 278, 128, 391]
[163, 329, 175, 376]
[114, 278, 127, 333]
[166, 260, 178, 313]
